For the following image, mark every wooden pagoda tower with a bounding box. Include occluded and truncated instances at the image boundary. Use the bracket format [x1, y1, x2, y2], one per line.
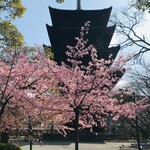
[45, 1, 120, 65]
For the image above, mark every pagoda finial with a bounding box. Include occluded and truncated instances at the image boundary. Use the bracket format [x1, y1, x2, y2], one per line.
[77, 0, 81, 10]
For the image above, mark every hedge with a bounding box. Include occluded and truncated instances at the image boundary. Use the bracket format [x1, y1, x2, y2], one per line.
[0, 143, 22, 150]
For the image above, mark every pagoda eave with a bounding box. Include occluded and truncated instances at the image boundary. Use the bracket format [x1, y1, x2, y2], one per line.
[46, 24, 116, 49]
[49, 6, 112, 27]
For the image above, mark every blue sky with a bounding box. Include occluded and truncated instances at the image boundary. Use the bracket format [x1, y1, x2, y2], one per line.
[14, 0, 129, 46]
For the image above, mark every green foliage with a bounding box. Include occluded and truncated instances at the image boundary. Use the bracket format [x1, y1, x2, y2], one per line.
[0, 143, 22, 150]
[56, 0, 64, 3]
[132, 0, 150, 12]
[0, 21, 24, 47]
[0, 0, 25, 48]
[44, 46, 54, 60]
[0, 0, 26, 20]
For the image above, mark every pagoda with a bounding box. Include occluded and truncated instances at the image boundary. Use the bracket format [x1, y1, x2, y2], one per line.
[45, 0, 120, 65]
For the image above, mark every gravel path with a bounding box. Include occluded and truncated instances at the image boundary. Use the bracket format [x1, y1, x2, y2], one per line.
[17, 141, 138, 150]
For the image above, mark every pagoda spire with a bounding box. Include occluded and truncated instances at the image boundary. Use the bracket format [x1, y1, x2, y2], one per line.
[77, 0, 81, 10]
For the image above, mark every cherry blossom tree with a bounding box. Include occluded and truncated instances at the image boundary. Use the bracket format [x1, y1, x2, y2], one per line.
[42, 22, 149, 150]
[0, 22, 148, 150]
[0, 46, 58, 144]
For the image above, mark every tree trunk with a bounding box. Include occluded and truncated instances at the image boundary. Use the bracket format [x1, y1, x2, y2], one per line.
[136, 117, 142, 150]
[133, 92, 142, 150]
[28, 123, 33, 150]
[75, 110, 79, 150]
[29, 140, 32, 150]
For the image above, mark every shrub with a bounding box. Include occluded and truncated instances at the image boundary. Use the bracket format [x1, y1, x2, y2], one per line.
[0, 143, 22, 150]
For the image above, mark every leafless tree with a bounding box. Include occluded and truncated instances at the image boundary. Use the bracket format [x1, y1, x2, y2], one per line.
[124, 60, 150, 141]
[111, 7, 150, 60]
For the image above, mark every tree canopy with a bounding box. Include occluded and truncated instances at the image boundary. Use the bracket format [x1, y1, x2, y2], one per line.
[0, 21, 24, 47]
[0, 0, 25, 20]
[42, 22, 149, 150]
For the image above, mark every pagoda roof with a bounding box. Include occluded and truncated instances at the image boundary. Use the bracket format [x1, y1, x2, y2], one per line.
[96, 45, 120, 59]
[46, 25, 116, 50]
[47, 45, 120, 65]
[49, 6, 112, 27]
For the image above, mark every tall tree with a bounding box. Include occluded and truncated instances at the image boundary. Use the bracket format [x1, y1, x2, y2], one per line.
[0, 46, 57, 143]
[126, 60, 150, 141]
[43, 22, 149, 150]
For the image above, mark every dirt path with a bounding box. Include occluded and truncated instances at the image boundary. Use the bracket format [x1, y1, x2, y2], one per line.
[18, 141, 138, 150]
